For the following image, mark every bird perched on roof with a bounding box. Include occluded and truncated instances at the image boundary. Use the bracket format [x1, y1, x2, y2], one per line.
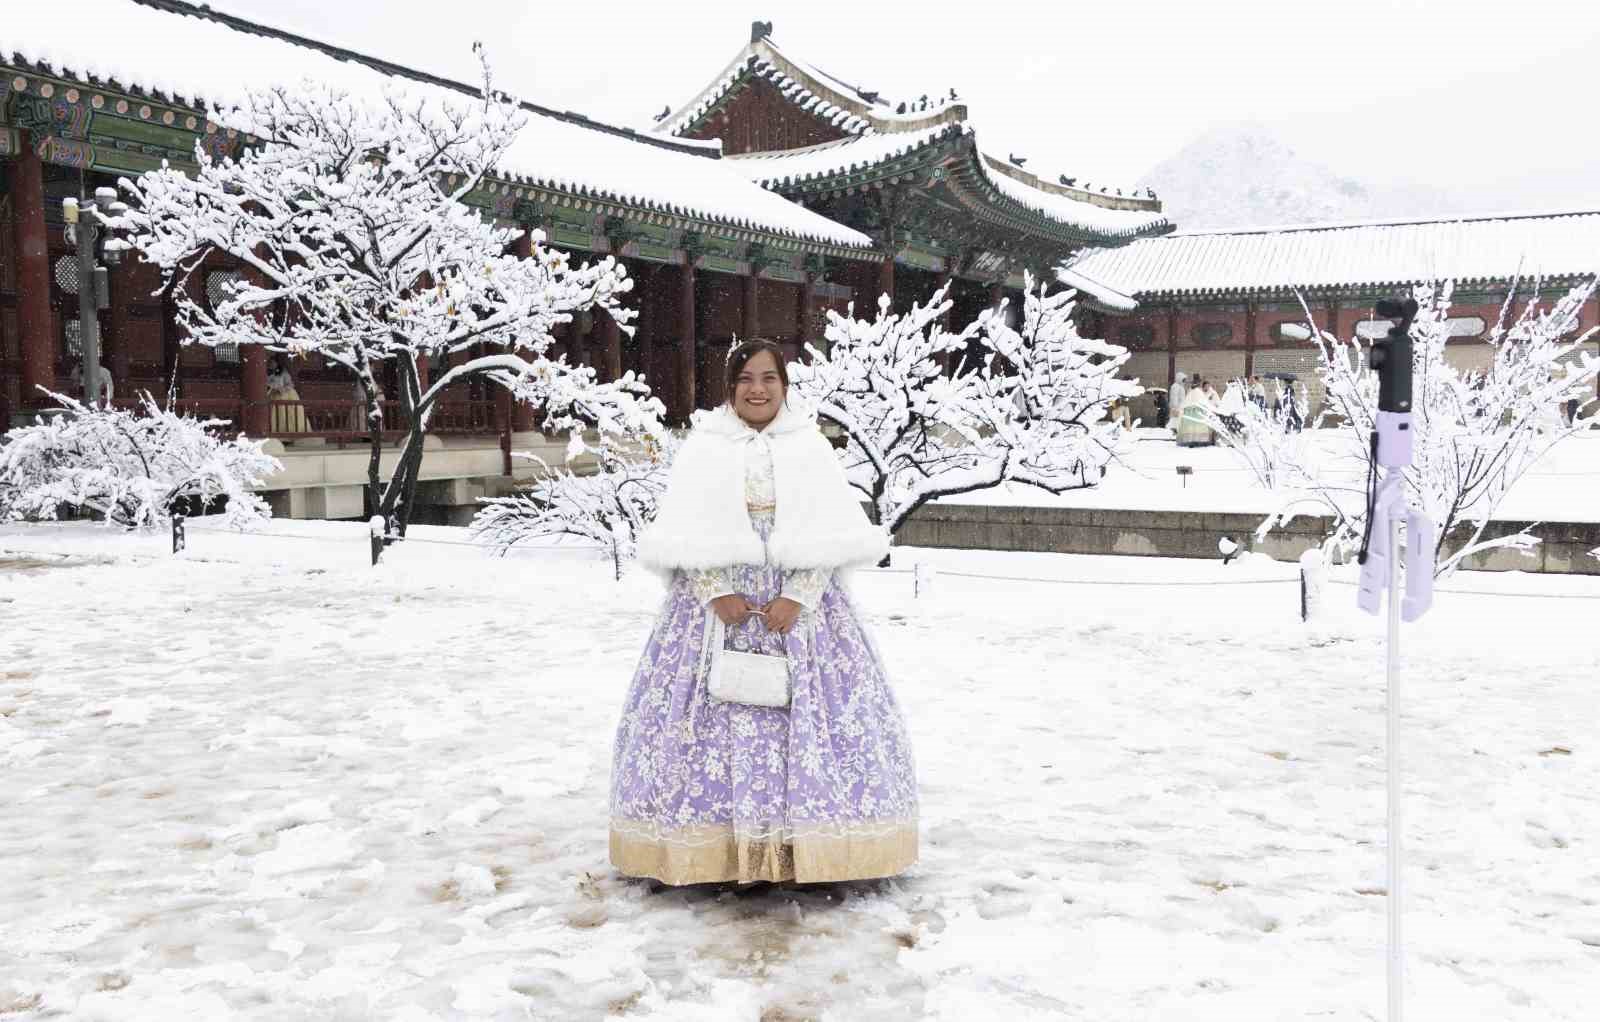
[1009, 153, 1027, 167]
[652, 105, 670, 123]
[1059, 175, 1077, 187]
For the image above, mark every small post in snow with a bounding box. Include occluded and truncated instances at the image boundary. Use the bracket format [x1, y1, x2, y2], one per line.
[172, 513, 186, 555]
[913, 562, 937, 599]
[369, 514, 394, 566]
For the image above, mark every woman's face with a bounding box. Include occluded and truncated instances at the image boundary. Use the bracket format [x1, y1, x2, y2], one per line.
[733, 349, 785, 428]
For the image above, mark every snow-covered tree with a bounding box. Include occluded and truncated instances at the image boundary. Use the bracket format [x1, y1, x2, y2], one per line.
[469, 431, 674, 580]
[789, 274, 1136, 548]
[0, 390, 280, 530]
[1204, 390, 1314, 491]
[1256, 280, 1599, 576]
[112, 50, 661, 535]
[977, 275, 1144, 491]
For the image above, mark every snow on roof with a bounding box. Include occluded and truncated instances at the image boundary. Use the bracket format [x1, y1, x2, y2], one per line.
[655, 32, 960, 139]
[1068, 210, 1600, 299]
[729, 126, 1172, 241]
[1056, 266, 1136, 312]
[1, 0, 872, 252]
[727, 125, 957, 185]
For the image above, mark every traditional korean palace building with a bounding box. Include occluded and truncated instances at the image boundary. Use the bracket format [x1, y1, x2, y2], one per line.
[1068, 209, 1600, 421]
[0, 2, 1167, 518]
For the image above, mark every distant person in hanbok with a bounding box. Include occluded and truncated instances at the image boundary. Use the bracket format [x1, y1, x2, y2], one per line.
[610, 340, 918, 886]
[266, 356, 309, 435]
[1167, 373, 1188, 433]
[1175, 379, 1215, 447]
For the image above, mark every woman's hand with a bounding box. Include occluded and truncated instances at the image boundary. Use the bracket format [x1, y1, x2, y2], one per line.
[762, 597, 803, 634]
[710, 594, 760, 626]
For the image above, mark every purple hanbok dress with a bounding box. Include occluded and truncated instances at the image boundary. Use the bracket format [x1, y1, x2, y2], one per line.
[609, 434, 919, 885]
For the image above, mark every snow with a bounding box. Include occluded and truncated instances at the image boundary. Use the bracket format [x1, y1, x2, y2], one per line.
[0, 1, 871, 251]
[1071, 208, 1600, 299]
[942, 427, 1600, 526]
[1, 517, 1596, 1019]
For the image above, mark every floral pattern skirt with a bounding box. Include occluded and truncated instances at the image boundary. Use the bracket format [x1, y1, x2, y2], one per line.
[609, 529, 919, 885]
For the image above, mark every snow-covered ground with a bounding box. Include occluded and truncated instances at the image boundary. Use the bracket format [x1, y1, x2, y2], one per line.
[946, 427, 1600, 523]
[1, 521, 1596, 1020]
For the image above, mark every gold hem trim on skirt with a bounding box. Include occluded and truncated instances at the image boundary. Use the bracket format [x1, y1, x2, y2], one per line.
[609, 820, 918, 886]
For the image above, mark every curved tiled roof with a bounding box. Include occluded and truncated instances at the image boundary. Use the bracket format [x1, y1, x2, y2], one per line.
[1068, 210, 1600, 299]
[729, 125, 1172, 242]
[1, 0, 873, 252]
[660, 30, 1167, 247]
[656, 34, 961, 140]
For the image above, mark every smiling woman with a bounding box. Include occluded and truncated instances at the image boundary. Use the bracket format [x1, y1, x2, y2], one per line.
[610, 340, 918, 886]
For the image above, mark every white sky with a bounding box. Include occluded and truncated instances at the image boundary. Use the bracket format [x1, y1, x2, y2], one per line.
[209, 0, 1600, 191]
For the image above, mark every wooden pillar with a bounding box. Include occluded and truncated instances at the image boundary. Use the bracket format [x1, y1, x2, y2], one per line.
[236, 263, 271, 435]
[1326, 298, 1340, 343]
[878, 257, 896, 313]
[510, 230, 536, 431]
[1166, 305, 1179, 386]
[240, 343, 269, 436]
[564, 318, 584, 368]
[742, 272, 759, 341]
[601, 309, 622, 383]
[107, 263, 133, 396]
[1244, 299, 1258, 378]
[797, 272, 816, 355]
[13, 135, 55, 406]
[934, 269, 953, 374]
[160, 276, 186, 397]
[677, 261, 696, 423]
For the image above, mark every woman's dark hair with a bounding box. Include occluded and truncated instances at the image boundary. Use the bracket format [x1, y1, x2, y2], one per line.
[724, 339, 789, 398]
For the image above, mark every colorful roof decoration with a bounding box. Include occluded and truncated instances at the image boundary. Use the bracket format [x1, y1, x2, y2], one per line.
[1067, 210, 1600, 301]
[0, 0, 873, 253]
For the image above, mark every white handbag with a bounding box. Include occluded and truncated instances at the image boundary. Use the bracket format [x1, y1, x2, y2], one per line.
[701, 612, 790, 709]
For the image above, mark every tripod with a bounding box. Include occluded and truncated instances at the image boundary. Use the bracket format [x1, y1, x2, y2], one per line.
[1354, 297, 1435, 1022]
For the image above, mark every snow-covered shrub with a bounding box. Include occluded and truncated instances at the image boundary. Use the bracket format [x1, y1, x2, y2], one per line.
[1257, 280, 1599, 577]
[469, 432, 674, 580]
[112, 48, 661, 535]
[0, 391, 280, 529]
[789, 274, 1133, 548]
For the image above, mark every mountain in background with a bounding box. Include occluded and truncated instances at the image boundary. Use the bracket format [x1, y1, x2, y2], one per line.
[1137, 123, 1600, 232]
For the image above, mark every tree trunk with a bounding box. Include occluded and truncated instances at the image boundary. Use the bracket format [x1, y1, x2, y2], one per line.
[360, 362, 385, 519]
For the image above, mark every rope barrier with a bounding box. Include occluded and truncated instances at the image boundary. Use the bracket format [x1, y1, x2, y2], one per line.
[1324, 577, 1600, 601]
[932, 569, 1295, 588]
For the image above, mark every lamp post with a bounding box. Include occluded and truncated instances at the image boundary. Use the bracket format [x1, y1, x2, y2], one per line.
[61, 186, 128, 407]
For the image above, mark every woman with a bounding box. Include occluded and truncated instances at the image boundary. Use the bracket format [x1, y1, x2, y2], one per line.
[266, 356, 310, 435]
[1175, 379, 1215, 447]
[610, 340, 919, 886]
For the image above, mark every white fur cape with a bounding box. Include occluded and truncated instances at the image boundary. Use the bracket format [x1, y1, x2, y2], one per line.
[636, 401, 888, 578]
